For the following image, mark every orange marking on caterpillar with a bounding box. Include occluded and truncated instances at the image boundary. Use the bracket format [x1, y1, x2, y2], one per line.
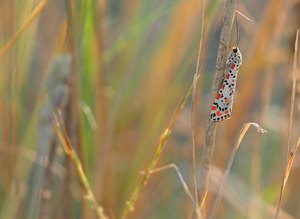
[212, 105, 217, 110]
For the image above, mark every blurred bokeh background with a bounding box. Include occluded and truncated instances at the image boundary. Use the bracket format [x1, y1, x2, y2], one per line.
[0, 0, 300, 218]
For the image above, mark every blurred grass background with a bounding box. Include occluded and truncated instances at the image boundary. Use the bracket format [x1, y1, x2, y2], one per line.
[0, 0, 300, 218]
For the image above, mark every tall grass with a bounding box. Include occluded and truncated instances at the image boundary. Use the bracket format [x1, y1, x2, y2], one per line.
[0, 0, 300, 219]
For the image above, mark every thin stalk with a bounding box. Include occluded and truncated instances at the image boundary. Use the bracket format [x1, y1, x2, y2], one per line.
[0, 0, 49, 60]
[198, 0, 237, 210]
[275, 28, 299, 219]
[121, 84, 193, 219]
[148, 164, 196, 208]
[191, 0, 206, 217]
[210, 123, 267, 219]
[53, 112, 108, 219]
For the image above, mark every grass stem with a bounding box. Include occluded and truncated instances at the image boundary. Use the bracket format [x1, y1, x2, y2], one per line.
[275, 28, 299, 219]
[53, 112, 109, 219]
[210, 123, 267, 219]
[121, 84, 193, 219]
[198, 0, 237, 210]
[0, 0, 49, 60]
[191, 0, 206, 217]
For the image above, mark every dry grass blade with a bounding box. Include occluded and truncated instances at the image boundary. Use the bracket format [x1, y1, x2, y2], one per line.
[275, 28, 299, 219]
[198, 0, 237, 210]
[53, 111, 108, 219]
[191, 0, 206, 217]
[121, 84, 193, 219]
[209, 166, 294, 219]
[0, 0, 50, 60]
[143, 163, 196, 208]
[235, 10, 255, 23]
[284, 137, 300, 187]
[210, 123, 267, 219]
